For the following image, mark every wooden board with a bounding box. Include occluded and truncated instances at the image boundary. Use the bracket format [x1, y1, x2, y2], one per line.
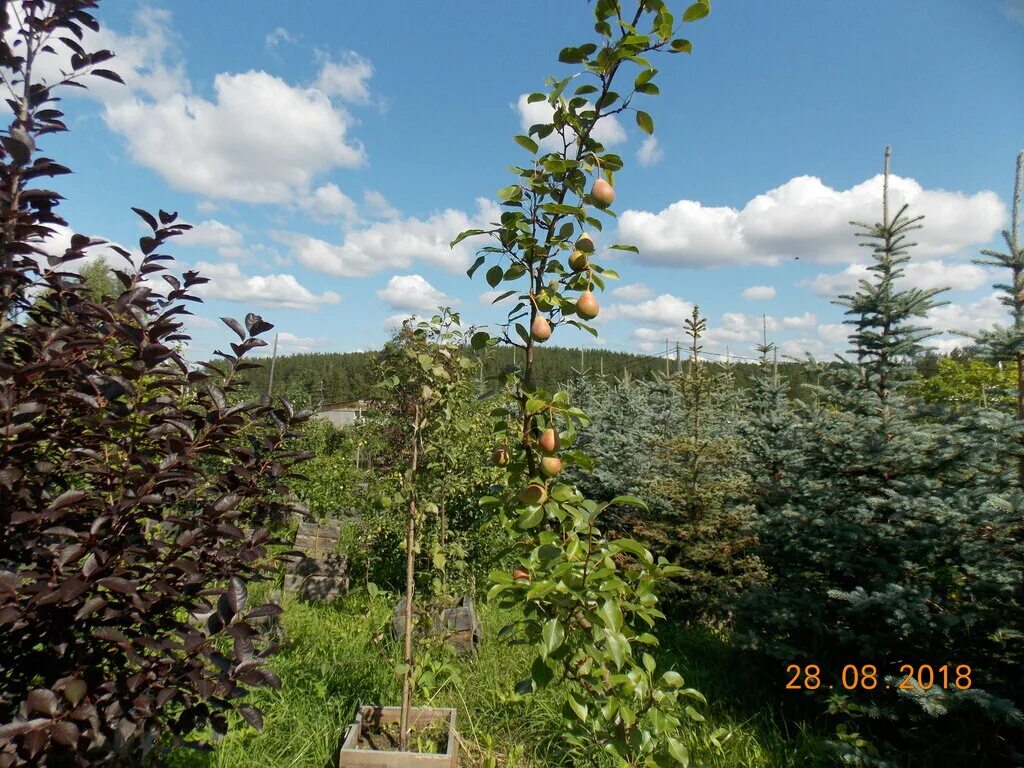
[339, 706, 458, 768]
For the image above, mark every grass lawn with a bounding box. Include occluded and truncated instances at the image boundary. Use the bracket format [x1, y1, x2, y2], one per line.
[163, 588, 835, 768]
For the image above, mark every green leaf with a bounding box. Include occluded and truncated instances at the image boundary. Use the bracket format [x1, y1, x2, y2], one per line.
[498, 184, 522, 202]
[683, 1, 710, 23]
[527, 92, 546, 103]
[684, 705, 705, 722]
[668, 737, 690, 767]
[636, 110, 654, 135]
[491, 290, 516, 304]
[671, 39, 693, 53]
[541, 619, 565, 656]
[486, 265, 504, 288]
[662, 671, 684, 688]
[609, 244, 639, 254]
[514, 135, 539, 154]
[450, 228, 485, 248]
[471, 331, 490, 350]
[567, 692, 588, 722]
[599, 600, 623, 633]
[516, 505, 544, 529]
[606, 494, 648, 511]
[466, 254, 486, 278]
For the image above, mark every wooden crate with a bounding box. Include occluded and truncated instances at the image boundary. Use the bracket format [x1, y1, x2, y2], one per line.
[283, 522, 349, 600]
[390, 595, 480, 654]
[338, 706, 458, 767]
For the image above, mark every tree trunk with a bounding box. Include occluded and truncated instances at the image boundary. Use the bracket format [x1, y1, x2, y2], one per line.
[399, 405, 420, 751]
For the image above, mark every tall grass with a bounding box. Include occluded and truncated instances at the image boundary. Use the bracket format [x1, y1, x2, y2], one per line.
[163, 588, 835, 768]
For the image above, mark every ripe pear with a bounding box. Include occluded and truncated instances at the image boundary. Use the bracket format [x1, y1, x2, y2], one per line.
[518, 482, 548, 506]
[575, 232, 595, 253]
[513, 567, 530, 581]
[568, 249, 589, 272]
[531, 316, 552, 342]
[576, 290, 600, 320]
[538, 427, 560, 453]
[541, 455, 563, 477]
[591, 178, 615, 208]
[492, 447, 510, 467]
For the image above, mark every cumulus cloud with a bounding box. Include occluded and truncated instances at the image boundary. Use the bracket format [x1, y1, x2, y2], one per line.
[300, 183, 359, 224]
[193, 261, 340, 310]
[611, 283, 652, 301]
[618, 174, 1005, 268]
[315, 53, 373, 103]
[606, 293, 694, 327]
[274, 197, 500, 277]
[50, 11, 370, 205]
[783, 312, 817, 329]
[636, 136, 663, 167]
[377, 274, 454, 312]
[515, 94, 627, 151]
[105, 70, 365, 203]
[363, 189, 401, 219]
[741, 285, 776, 301]
[179, 219, 244, 258]
[803, 260, 991, 298]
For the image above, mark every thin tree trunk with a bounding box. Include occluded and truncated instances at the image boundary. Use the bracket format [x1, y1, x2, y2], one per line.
[399, 405, 420, 751]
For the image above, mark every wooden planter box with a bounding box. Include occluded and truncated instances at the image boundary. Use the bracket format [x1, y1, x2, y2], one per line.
[338, 705, 458, 767]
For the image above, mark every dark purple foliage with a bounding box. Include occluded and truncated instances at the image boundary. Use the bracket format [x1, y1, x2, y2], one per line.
[0, 2, 309, 765]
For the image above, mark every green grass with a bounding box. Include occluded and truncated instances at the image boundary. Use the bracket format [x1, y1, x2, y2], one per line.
[163, 588, 835, 768]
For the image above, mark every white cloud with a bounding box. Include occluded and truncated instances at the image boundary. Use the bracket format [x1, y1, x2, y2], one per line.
[803, 260, 991, 298]
[265, 27, 295, 48]
[926, 292, 1006, 339]
[105, 70, 366, 204]
[300, 183, 359, 224]
[618, 174, 1005, 268]
[612, 283, 652, 301]
[515, 94, 627, 151]
[384, 312, 422, 330]
[606, 293, 694, 326]
[377, 274, 454, 312]
[315, 53, 373, 103]
[636, 136, 663, 167]
[742, 285, 776, 301]
[69, 13, 367, 205]
[783, 312, 816, 329]
[193, 261, 340, 310]
[363, 189, 401, 219]
[179, 220, 244, 259]
[1000, 0, 1024, 24]
[276, 331, 325, 353]
[274, 197, 500, 277]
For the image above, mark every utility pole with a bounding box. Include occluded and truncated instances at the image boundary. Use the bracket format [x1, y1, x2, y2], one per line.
[267, 332, 279, 397]
[665, 338, 670, 376]
[675, 341, 681, 374]
[580, 347, 585, 372]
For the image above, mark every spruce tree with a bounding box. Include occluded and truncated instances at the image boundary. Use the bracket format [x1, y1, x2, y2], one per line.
[740, 149, 1022, 764]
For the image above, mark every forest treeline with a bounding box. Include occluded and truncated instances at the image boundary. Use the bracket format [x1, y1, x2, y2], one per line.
[228, 342, 965, 407]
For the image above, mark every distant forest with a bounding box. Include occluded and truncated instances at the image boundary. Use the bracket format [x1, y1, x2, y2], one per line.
[229, 344, 950, 407]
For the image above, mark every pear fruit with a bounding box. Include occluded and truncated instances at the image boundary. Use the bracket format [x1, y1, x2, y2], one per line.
[576, 290, 600, 320]
[575, 232, 595, 253]
[541, 455, 563, 477]
[591, 178, 615, 208]
[513, 567, 530, 581]
[492, 447, 510, 467]
[518, 482, 548, 506]
[531, 316, 552, 342]
[538, 427, 560, 453]
[568, 249, 589, 272]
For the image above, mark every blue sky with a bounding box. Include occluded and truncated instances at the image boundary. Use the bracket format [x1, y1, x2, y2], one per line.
[31, 0, 1024, 362]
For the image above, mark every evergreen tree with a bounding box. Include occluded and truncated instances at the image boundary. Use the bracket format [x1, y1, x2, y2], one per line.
[740, 149, 1022, 764]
